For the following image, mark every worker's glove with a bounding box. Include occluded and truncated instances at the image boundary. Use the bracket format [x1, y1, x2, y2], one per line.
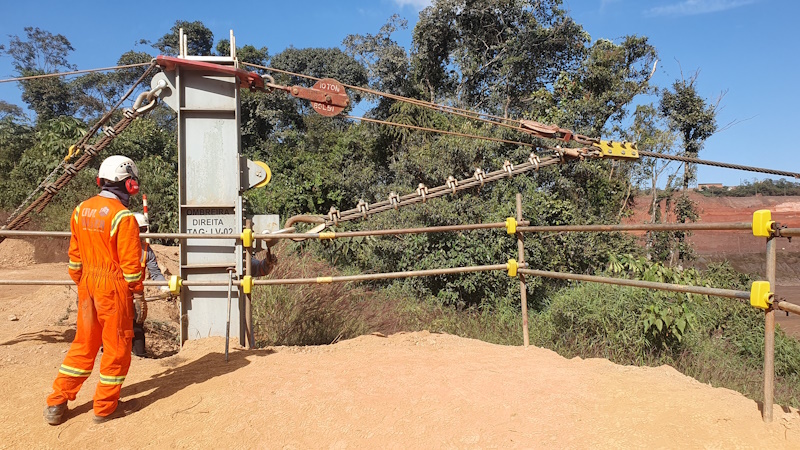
[159, 285, 171, 294]
[133, 292, 148, 324]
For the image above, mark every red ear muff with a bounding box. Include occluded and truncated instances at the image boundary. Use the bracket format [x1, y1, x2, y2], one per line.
[96, 177, 102, 188]
[125, 178, 140, 195]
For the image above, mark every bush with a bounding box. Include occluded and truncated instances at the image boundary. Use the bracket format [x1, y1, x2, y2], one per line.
[251, 242, 406, 346]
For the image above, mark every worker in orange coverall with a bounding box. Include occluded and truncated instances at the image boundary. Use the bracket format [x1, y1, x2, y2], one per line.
[44, 155, 145, 425]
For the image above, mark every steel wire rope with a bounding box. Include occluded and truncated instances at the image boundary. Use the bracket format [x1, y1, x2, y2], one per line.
[245, 62, 800, 180]
[2, 61, 159, 232]
[346, 115, 535, 148]
[0, 62, 153, 83]
[241, 62, 530, 135]
[320, 154, 564, 226]
[638, 150, 800, 179]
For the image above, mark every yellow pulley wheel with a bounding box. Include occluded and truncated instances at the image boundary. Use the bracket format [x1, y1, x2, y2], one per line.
[254, 161, 272, 188]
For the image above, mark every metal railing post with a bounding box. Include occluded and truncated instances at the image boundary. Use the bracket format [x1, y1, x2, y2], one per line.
[245, 219, 254, 349]
[763, 236, 777, 422]
[516, 193, 529, 348]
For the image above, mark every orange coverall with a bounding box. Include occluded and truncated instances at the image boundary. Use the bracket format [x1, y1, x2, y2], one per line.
[46, 194, 143, 417]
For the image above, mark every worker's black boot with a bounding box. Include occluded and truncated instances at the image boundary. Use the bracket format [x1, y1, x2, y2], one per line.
[43, 402, 68, 425]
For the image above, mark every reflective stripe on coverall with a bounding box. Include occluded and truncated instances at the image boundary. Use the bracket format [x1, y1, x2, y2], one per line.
[46, 194, 143, 417]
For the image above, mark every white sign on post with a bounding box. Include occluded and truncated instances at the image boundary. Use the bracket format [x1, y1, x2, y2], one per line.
[185, 207, 237, 234]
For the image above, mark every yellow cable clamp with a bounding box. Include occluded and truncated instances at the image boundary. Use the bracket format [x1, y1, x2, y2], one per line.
[752, 210, 775, 238]
[750, 281, 772, 309]
[319, 232, 336, 240]
[316, 276, 333, 283]
[241, 229, 254, 248]
[592, 140, 639, 159]
[168, 275, 183, 295]
[241, 275, 254, 294]
[506, 217, 517, 235]
[507, 259, 518, 277]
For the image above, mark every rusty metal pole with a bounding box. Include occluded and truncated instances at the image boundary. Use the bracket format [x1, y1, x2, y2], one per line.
[245, 219, 254, 349]
[763, 236, 777, 422]
[516, 194, 529, 348]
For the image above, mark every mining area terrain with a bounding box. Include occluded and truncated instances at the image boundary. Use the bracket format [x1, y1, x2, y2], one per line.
[1, 192, 799, 448]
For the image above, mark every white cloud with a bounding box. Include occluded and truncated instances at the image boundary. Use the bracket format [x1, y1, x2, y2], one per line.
[644, 0, 757, 17]
[393, 0, 433, 10]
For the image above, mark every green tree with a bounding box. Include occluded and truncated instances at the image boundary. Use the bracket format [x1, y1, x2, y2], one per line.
[215, 40, 269, 66]
[659, 71, 718, 190]
[0, 101, 25, 121]
[343, 14, 410, 96]
[411, 0, 587, 116]
[154, 20, 215, 56]
[619, 104, 683, 262]
[0, 27, 77, 122]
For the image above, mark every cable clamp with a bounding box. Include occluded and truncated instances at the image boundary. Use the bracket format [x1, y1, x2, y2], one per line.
[750, 281, 773, 309]
[506, 217, 517, 235]
[445, 176, 459, 194]
[241, 275, 254, 294]
[389, 191, 400, 209]
[503, 160, 514, 177]
[554, 146, 565, 163]
[507, 259, 519, 277]
[241, 228, 254, 248]
[319, 231, 336, 240]
[103, 126, 117, 138]
[123, 108, 135, 119]
[474, 168, 486, 187]
[528, 153, 540, 170]
[168, 275, 183, 295]
[591, 140, 639, 159]
[84, 145, 98, 157]
[416, 183, 428, 202]
[357, 199, 370, 219]
[327, 206, 340, 226]
[752, 210, 775, 238]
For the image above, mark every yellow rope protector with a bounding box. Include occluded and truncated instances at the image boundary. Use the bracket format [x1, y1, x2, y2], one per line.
[750, 281, 772, 309]
[253, 161, 272, 188]
[319, 232, 336, 240]
[505, 217, 517, 235]
[241, 229, 254, 248]
[168, 275, 183, 295]
[752, 210, 775, 238]
[241, 275, 254, 294]
[592, 140, 639, 159]
[507, 259, 518, 277]
[316, 276, 333, 283]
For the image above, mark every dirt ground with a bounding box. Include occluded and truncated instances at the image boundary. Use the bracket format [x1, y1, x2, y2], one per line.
[2, 237, 800, 448]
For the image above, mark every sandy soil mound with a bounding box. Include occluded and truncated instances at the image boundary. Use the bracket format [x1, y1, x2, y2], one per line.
[1, 256, 799, 447]
[0, 238, 36, 267]
[3, 196, 800, 447]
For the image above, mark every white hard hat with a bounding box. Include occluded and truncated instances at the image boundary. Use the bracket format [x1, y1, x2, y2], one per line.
[98, 155, 139, 182]
[133, 213, 148, 228]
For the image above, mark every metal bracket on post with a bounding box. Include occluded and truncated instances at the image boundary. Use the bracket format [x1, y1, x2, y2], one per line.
[242, 158, 271, 190]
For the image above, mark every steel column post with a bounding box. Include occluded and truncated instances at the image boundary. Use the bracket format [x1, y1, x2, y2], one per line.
[763, 236, 776, 422]
[516, 194, 529, 347]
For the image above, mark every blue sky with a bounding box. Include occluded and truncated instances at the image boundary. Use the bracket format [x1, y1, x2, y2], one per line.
[1, 0, 796, 187]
